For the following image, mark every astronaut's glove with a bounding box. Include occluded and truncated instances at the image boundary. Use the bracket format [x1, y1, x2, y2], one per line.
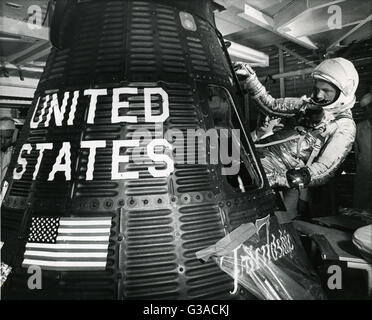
[233, 61, 256, 80]
[233, 61, 266, 97]
[286, 167, 311, 189]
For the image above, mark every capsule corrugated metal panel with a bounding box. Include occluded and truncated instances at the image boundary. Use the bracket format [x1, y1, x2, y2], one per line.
[2, 0, 275, 300]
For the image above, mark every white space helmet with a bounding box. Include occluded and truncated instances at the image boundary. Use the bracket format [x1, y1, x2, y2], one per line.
[312, 57, 359, 113]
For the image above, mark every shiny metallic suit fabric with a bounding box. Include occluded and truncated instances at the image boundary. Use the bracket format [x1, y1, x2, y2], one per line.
[246, 75, 356, 188]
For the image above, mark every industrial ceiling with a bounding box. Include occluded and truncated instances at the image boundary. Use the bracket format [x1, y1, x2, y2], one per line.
[0, 0, 371, 112]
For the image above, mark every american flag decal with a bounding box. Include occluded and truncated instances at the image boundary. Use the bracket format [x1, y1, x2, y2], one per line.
[22, 216, 112, 271]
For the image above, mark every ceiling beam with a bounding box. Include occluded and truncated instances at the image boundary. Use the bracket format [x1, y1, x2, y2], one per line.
[7, 42, 52, 66]
[0, 98, 33, 105]
[280, 0, 372, 37]
[0, 76, 39, 89]
[0, 86, 36, 99]
[2, 63, 44, 74]
[274, 0, 346, 30]
[327, 14, 372, 51]
[17, 46, 51, 65]
[238, 2, 274, 29]
[258, 67, 314, 81]
[237, 3, 318, 50]
[215, 15, 245, 36]
[214, 5, 265, 37]
[294, 19, 364, 38]
[0, 16, 49, 41]
[5, 41, 47, 63]
[276, 44, 317, 67]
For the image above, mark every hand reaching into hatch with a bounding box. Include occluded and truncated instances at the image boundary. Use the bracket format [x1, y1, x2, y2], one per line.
[233, 61, 256, 81]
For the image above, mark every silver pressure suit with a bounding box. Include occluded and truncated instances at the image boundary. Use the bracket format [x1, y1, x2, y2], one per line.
[244, 60, 358, 189]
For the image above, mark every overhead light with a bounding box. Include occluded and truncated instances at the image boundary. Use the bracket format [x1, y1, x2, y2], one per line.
[0, 35, 23, 43]
[26, 61, 46, 67]
[226, 41, 269, 67]
[4, 63, 44, 74]
[6, 2, 22, 9]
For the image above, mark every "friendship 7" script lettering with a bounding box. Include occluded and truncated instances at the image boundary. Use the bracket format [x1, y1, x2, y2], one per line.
[218, 215, 295, 295]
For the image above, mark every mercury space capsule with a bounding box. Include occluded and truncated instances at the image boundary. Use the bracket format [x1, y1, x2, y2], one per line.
[1, 0, 280, 299]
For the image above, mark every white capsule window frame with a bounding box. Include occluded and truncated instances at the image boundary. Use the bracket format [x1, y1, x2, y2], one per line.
[179, 12, 197, 31]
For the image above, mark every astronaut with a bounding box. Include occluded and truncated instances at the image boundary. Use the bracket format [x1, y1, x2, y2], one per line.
[234, 58, 359, 194]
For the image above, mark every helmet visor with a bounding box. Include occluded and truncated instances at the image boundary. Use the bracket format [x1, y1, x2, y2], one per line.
[310, 78, 340, 107]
